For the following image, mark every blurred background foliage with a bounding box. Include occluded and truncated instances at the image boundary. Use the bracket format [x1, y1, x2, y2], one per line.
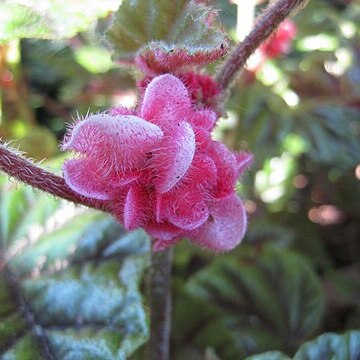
[0, 0, 359, 359]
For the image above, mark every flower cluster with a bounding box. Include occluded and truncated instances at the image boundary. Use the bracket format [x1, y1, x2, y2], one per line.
[62, 74, 252, 251]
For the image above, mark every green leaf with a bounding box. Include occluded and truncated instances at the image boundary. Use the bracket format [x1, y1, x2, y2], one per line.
[323, 267, 360, 328]
[186, 246, 326, 358]
[0, 0, 117, 43]
[106, 0, 227, 69]
[227, 83, 293, 163]
[17, 126, 59, 160]
[324, 268, 360, 308]
[0, 177, 149, 359]
[0, 4, 50, 43]
[296, 106, 360, 168]
[0, 334, 43, 360]
[294, 330, 360, 360]
[245, 330, 360, 360]
[0, 178, 59, 250]
[74, 46, 113, 74]
[254, 153, 297, 211]
[245, 351, 291, 360]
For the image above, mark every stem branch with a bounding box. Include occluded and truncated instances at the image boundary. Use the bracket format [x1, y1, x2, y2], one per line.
[216, 0, 309, 91]
[0, 143, 108, 211]
[148, 248, 173, 360]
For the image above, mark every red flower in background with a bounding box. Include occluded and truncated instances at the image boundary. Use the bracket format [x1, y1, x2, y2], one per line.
[244, 19, 297, 81]
[260, 19, 297, 59]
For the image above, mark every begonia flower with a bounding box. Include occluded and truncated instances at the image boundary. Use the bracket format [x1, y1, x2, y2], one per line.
[62, 74, 252, 252]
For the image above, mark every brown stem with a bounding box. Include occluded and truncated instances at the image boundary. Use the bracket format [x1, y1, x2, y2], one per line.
[0, 143, 108, 211]
[148, 248, 173, 360]
[216, 0, 309, 91]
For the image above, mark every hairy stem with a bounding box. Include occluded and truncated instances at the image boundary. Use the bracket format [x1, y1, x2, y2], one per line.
[216, 0, 309, 91]
[0, 143, 108, 211]
[148, 248, 173, 360]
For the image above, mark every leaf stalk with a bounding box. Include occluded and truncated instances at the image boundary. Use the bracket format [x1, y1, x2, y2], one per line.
[148, 248, 173, 360]
[216, 0, 309, 91]
[0, 143, 108, 211]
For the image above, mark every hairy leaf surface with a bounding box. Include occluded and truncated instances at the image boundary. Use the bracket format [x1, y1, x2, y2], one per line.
[186, 246, 325, 358]
[106, 0, 227, 69]
[0, 177, 149, 359]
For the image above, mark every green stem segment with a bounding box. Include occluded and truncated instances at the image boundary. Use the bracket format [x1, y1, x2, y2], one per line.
[216, 0, 309, 91]
[149, 248, 173, 360]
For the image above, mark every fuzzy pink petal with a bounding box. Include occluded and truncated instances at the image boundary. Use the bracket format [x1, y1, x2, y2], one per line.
[140, 74, 191, 128]
[108, 106, 136, 116]
[63, 113, 163, 170]
[123, 185, 149, 230]
[194, 126, 212, 151]
[163, 187, 209, 231]
[153, 121, 196, 193]
[183, 153, 217, 190]
[145, 222, 183, 242]
[63, 158, 138, 200]
[109, 189, 130, 224]
[188, 195, 247, 252]
[207, 141, 238, 199]
[235, 151, 253, 176]
[189, 109, 217, 130]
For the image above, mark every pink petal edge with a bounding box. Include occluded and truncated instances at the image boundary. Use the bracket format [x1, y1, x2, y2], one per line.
[145, 222, 183, 243]
[188, 195, 247, 252]
[140, 74, 191, 129]
[207, 141, 238, 199]
[62, 113, 163, 170]
[162, 187, 209, 231]
[123, 185, 149, 230]
[63, 158, 137, 200]
[236, 151, 254, 176]
[153, 122, 196, 193]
